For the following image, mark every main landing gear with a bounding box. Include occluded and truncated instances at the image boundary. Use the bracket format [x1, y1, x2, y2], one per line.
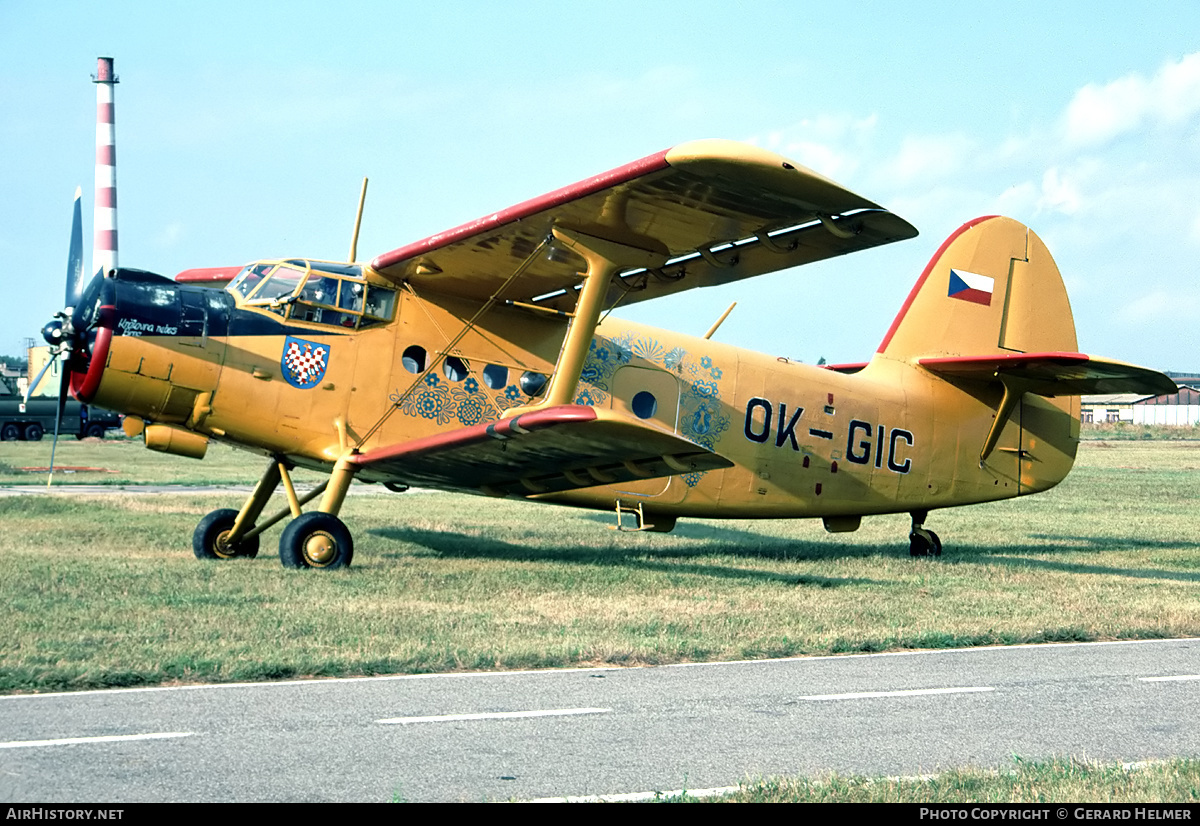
[192, 456, 358, 569]
[908, 509, 942, 557]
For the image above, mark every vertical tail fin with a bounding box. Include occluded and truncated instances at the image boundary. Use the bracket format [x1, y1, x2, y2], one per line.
[877, 216, 1077, 360]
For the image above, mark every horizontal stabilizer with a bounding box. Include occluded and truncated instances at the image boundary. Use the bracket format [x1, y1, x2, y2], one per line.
[919, 351, 1177, 397]
[349, 405, 733, 496]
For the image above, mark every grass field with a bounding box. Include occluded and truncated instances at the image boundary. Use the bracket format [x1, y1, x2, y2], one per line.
[1, 439, 1198, 695]
[670, 758, 1200, 803]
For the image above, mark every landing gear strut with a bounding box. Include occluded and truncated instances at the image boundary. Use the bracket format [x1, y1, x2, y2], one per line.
[191, 454, 358, 569]
[908, 510, 942, 557]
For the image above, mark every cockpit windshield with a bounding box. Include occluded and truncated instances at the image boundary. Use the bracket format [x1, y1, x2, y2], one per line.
[229, 259, 396, 329]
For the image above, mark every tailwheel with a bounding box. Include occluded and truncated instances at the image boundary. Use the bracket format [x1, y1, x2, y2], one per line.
[280, 512, 354, 570]
[193, 508, 260, 560]
[908, 527, 942, 557]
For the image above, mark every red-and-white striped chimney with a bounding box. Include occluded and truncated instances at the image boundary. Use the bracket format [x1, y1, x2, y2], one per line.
[92, 57, 118, 278]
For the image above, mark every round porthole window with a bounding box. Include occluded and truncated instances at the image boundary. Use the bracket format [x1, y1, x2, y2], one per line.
[520, 371, 548, 397]
[443, 356, 469, 382]
[632, 391, 657, 419]
[483, 364, 508, 390]
[401, 345, 426, 374]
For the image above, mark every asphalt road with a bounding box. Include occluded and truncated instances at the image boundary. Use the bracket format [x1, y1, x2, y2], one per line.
[2, 638, 1198, 802]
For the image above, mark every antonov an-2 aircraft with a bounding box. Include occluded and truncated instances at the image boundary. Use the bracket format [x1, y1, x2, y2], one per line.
[38, 139, 1175, 568]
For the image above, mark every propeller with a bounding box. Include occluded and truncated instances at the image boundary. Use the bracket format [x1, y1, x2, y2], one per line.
[27, 188, 86, 486]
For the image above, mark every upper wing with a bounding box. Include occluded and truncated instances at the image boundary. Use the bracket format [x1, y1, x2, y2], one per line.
[918, 351, 1177, 397]
[371, 139, 917, 312]
[348, 404, 733, 496]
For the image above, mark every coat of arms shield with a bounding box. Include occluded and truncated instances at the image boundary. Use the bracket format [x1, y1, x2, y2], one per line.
[281, 336, 330, 389]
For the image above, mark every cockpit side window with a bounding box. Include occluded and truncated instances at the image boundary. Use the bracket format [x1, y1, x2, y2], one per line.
[362, 286, 396, 325]
[339, 280, 365, 312]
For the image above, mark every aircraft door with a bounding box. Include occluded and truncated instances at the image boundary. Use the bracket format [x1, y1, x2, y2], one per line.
[607, 365, 682, 500]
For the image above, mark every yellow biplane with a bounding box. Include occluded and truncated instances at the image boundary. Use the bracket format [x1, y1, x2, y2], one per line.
[39, 140, 1174, 567]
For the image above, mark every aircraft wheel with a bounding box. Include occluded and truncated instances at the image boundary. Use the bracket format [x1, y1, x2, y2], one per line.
[1, 423, 20, 441]
[279, 512, 353, 570]
[193, 508, 260, 560]
[24, 423, 44, 442]
[908, 528, 942, 557]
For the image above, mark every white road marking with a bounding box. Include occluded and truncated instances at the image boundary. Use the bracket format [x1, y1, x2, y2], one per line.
[377, 707, 610, 725]
[799, 686, 995, 701]
[1139, 675, 1200, 682]
[0, 732, 194, 749]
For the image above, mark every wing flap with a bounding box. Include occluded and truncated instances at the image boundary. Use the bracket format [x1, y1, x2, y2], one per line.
[349, 404, 732, 496]
[918, 351, 1177, 397]
[370, 140, 917, 307]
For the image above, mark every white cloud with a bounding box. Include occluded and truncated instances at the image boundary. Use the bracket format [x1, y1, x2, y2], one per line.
[880, 133, 974, 187]
[155, 221, 184, 247]
[1037, 167, 1082, 215]
[992, 181, 1038, 216]
[1117, 289, 1199, 325]
[750, 114, 879, 183]
[1064, 52, 1200, 146]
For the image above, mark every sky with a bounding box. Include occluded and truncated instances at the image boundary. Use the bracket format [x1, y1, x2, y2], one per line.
[2, 0, 1198, 370]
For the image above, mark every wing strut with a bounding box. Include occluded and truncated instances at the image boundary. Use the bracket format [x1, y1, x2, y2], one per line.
[510, 226, 667, 413]
[358, 237, 550, 446]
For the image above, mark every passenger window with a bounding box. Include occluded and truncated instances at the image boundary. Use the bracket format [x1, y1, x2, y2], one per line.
[520, 371, 547, 397]
[482, 364, 508, 390]
[402, 346, 426, 374]
[632, 391, 658, 419]
[443, 356, 469, 382]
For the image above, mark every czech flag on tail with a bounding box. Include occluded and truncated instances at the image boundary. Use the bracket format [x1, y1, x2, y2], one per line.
[947, 269, 994, 306]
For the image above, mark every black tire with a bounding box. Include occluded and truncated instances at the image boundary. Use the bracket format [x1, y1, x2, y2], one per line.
[279, 512, 353, 570]
[193, 508, 260, 560]
[909, 528, 942, 558]
[1, 423, 20, 441]
[24, 423, 43, 442]
[85, 424, 106, 439]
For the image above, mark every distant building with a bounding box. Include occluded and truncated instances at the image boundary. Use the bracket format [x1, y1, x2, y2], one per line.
[1081, 394, 1147, 423]
[1133, 386, 1200, 426]
[1164, 370, 1200, 386]
[25, 345, 59, 398]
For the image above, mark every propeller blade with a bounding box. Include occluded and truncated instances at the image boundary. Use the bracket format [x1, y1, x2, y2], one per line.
[65, 187, 84, 310]
[46, 363, 71, 488]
